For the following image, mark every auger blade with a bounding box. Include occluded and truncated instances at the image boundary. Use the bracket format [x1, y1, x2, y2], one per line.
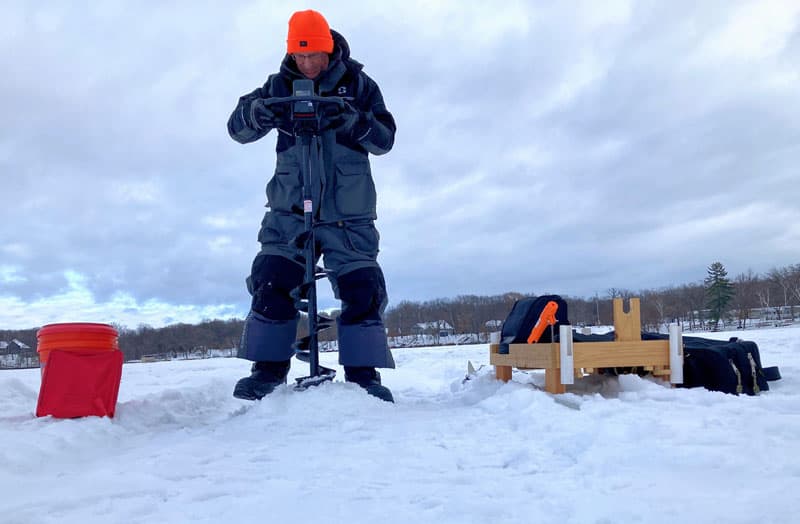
[291, 281, 312, 301]
[294, 366, 336, 390]
[294, 337, 311, 353]
[294, 299, 309, 313]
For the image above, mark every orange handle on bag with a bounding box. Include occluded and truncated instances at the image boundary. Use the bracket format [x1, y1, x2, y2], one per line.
[527, 301, 559, 343]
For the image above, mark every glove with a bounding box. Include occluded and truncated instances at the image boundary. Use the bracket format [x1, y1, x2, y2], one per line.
[248, 99, 286, 131]
[322, 101, 360, 132]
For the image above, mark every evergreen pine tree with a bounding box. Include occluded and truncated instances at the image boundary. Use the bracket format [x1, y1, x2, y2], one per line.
[704, 261, 735, 330]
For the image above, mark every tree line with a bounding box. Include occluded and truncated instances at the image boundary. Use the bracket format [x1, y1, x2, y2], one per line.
[385, 262, 800, 336]
[2, 262, 798, 364]
[114, 319, 243, 360]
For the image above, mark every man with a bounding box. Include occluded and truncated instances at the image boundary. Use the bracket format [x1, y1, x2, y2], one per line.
[227, 10, 396, 402]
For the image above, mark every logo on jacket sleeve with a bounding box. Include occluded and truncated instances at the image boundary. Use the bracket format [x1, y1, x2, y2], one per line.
[338, 86, 347, 95]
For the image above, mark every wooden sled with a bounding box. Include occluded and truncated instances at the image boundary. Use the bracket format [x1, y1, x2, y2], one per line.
[489, 298, 684, 393]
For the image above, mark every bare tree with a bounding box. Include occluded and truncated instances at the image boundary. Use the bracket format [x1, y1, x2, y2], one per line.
[768, 266, 794, 320]
[733, 269, 760, 328]
[754, 279, 775, 320]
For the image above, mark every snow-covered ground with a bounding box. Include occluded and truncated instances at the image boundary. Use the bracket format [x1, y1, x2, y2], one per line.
[1, 326, 798, 524]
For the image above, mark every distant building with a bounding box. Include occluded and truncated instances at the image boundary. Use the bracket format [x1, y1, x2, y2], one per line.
[0, 339, 36, 368]
[1, 339, 31, 354]
[485, 320, 503, 330]
[414, 321, 454, 338]
[12, 339, 30, 350]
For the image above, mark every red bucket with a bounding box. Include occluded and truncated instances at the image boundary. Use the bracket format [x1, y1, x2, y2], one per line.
[37, 322, 119, 372]
[35, 323, 123, 418]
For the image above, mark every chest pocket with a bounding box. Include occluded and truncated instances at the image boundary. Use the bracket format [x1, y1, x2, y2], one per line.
[266, 162, 302, 213]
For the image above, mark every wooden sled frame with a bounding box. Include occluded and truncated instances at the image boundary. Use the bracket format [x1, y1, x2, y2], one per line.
[490, 298, 684, 393]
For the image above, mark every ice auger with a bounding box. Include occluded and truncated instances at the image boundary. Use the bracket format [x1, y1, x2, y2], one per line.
[263, 79, 348, 388]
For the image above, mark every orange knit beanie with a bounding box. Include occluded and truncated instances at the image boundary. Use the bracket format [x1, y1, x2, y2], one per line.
[286, 10, 334, 54]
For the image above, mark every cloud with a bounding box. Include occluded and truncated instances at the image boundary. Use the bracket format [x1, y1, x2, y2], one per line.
[1, 1, 798, 328]
[0, 269, 239, 328]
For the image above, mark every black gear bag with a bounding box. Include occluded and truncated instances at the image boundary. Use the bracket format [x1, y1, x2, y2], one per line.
[637, 332, 781, 395]
[498, 295, 569, 354]
[677, 335, 781, 395]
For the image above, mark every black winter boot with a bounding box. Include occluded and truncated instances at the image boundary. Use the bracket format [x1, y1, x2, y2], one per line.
[345, 366, 394, 403]
[233, 360, 291, 400]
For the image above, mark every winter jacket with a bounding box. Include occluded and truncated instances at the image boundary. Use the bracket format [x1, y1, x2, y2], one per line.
[228, 30, 396, 222]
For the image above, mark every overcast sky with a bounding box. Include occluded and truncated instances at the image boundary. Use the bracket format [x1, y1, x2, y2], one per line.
[1, 1, 798, 329]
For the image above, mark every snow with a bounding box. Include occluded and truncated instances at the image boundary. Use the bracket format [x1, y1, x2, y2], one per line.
[1, 326, 799, 524]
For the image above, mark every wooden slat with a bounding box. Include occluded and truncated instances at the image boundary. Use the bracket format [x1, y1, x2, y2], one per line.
[490, 353, 547, 369]
[490, 336, 672, 394]
[490, 343, 558, 369]
[573, 341, 669, 367]
[613, 298, 642, 342]
[510, 343, 558, 367]
[491, 340, 670, 368]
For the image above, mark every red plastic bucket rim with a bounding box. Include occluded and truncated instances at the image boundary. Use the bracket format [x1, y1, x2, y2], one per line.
[38, 322, 118, 337]
[37, 323, 120, 361]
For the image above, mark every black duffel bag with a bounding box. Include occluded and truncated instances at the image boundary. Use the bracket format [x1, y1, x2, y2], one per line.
[641, 333, 781, 395]
[679, 336, 780, 395]
[498, 295, 569, 354]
